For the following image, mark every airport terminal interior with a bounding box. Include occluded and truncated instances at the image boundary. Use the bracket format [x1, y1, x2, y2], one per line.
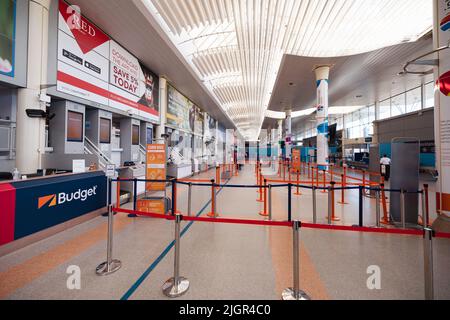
[0, 0, 450, 301]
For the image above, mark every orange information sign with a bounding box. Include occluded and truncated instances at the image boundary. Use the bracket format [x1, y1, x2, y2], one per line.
[292, 149, 301, 171]
[146, 144, 166, 191]
[137, 199, 165, 215]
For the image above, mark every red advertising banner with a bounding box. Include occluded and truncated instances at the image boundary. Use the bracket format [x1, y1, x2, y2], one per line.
[56, 0, 159, 123]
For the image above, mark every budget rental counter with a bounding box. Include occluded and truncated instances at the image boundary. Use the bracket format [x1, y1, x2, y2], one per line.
[0, 171, 107, 256]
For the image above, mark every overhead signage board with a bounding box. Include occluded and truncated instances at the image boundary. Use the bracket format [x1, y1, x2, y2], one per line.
[167, 84, 195, 132]
[56, 0, 159, 123]
[146, 144, 166, 191]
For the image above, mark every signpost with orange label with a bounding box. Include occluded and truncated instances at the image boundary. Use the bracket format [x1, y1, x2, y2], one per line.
[146, 144, 166, 192]
[134, 144, 167, 215]
[292, 149, 301, 171]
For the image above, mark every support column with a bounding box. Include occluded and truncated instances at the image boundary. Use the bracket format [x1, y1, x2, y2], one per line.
[434, 0, 450, 217]
[314, 66, 330, 171]
[277, 119, 283, 158]
[16, 0, 51, 174]
[285, 109, 292, 160]
[155, 77, 167, 143]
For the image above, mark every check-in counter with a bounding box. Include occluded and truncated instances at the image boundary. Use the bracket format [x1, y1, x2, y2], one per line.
[0, 171, 107, 255]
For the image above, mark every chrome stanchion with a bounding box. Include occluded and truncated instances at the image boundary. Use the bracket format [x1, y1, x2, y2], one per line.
[268, 184, 272, 221]
[375, 189, 381, 228]
[96, 204, 122, 275]
[282, 221, 310, 300]
[423, 228, 434, 300]
[400, 189, 406, 229]
[421, 190, 428, 228]
[162, 214, 190, 297]
[187, 182, 192, 217]
[327, 186, 332, 225]
[312, 186, 317, 224]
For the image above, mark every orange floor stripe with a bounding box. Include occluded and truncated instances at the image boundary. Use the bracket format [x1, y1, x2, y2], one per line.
[0, 214, 132, 299]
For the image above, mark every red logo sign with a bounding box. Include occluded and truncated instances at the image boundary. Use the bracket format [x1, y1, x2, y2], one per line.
[438, 70, 450, 96]
[59, 0, 110, 54]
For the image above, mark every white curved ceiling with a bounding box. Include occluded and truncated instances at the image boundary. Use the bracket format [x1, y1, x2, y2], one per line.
[144, 0, 432, 140]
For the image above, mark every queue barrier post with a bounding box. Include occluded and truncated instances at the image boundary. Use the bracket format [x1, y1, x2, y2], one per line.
[288, 166, 291, 183]
[423, 184, 430, 227]
[116, 177, 121, 209]
[315, 167, 319, 188]
[268, 184, 273, 221]
[380, 183, 389, 225]
[207, 179, 217, 218]
[400, 189, 406, 229]
[162, 214, 190, 297]
[321, 170, 327, 193]
[96, 204, 122, 276]
[128, 178, 138, 218]
[288, 183, 292, 222]
[312, 186, 317, 224]
[282, 221, 311, 300]
[259, 179, 268, 217]
[375, 189, 381, 228]
[257, 169, 264, 202]
[358, 185, 364, 227]
[307, 162, 310, 179]
[338, 174, 348, 204]
[187, 182, 192, 217]
[330, 181, 339, 221]
[294, 170, 301, 195]
[423, 228, 434, 300]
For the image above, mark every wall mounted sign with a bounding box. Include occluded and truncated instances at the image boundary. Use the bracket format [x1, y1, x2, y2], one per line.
[56, 0, 159, 123]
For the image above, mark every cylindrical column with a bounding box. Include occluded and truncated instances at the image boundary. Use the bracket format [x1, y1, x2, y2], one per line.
[285, 109, 292, 160]
[315, 66, 330, 172]
[155, 78, 167, 143]
[162, 214, 190, 297]
[16, 0, 51, 174]
[433, 0, 450, 217]
[423, 228, 434, 300]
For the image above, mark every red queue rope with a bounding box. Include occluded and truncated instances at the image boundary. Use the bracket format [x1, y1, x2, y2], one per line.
[113, 208, 450, 238]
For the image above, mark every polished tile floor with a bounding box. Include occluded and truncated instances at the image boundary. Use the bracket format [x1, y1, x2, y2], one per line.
[0, 164, 449, 300]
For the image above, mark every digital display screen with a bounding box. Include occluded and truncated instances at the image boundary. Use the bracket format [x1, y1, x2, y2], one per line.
[99, 117, 111, 144]
[67, 111, 83, 142]
[132, 124, 139, 145]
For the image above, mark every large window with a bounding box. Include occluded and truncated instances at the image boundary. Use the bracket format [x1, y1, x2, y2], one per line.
[406, 87, 422, 113]
[391, 93, 405, 117]
[378, 99, 391, 120]
[425, 81, 434, 109]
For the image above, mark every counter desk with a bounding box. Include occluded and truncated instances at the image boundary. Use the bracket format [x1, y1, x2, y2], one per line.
[0, 171, 107, 255]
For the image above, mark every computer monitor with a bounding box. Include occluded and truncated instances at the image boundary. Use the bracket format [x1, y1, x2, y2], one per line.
[99, 117, 111, 144]
[132, 124, 140, 145]
[67, 110, 83, 142]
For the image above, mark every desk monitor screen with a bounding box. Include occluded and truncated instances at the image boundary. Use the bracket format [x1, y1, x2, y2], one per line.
[67, 111, 83, 142]
[100, 117, 111, 144]
[132, 124, 140, 145]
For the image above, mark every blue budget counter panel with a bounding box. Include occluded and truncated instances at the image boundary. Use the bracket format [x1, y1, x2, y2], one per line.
[0, 171, 107, 246]
[379, 143, 435, 168]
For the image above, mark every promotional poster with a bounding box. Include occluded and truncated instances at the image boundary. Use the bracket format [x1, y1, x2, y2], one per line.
[56, 0, 159, 123]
